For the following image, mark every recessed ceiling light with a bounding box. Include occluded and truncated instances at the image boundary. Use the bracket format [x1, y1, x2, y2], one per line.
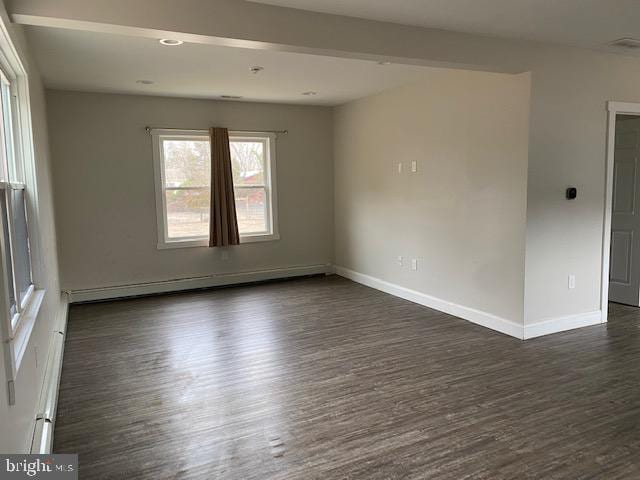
[159, 39, 183, 46]
[302, 91, 317, 96]
[136, 80, 154, 85]
[221, 95, 243, 100]
[250, 66, 264, 74]
[377, 61, 392, 65]
[609, 37, 640, 49]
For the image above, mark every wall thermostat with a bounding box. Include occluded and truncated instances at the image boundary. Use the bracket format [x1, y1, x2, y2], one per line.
[566, 187, 577, 200]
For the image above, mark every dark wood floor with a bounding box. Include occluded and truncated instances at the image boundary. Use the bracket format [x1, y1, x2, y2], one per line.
[54, 276, 640, 479]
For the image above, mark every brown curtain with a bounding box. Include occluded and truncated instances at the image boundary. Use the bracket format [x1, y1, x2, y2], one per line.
[209, 127, 240, 247]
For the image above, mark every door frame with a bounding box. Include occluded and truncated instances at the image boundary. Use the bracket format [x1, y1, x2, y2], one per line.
[603, 101, 640, 319]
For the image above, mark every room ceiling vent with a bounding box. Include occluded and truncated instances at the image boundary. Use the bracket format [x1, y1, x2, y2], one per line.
[609, 37, 640, 49]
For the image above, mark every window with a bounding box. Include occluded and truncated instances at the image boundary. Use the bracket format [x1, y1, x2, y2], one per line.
[230, 135, 273, 237]
[152, 130, 279, 248]
[0, 33, 44, 387]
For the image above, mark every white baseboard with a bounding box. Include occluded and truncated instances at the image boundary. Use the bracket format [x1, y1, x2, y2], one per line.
[31, 294, 69, 454]
[334, 266, 605, 341]
[523, 310, 603, 339]
[334, 266, 525, 339]
[68, 264, 333, 303]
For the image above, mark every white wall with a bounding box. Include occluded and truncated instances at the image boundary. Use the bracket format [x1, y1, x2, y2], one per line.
[46, 90, 333, 291]
[334, 69, 531, 326]
[14, 0, 640, 328]
[333, 41, 640, 331]
[0, 0, 636, 454]
[522, 48, 640, 325]
[0, 2, 64, 453]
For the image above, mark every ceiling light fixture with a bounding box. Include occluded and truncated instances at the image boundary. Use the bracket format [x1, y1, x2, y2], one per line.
[221, 95, 243, 100]
[609, 37, 640, 49]
[302, 91, 317, 96]
[136, 80, 154, 85]
[159, 39, 183, 46]
[250, 66, 264, 74]
[377, 61, 392, 65]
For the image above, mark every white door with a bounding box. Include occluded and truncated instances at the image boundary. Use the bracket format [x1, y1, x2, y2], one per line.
[610, 116, 640, 306]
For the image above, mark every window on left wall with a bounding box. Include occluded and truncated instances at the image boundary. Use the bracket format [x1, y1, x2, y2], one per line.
[0, 25, 45, 392]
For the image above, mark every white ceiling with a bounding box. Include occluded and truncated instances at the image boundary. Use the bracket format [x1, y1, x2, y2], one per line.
[251, 0, 640, 54]
[25, 26, 433, 106]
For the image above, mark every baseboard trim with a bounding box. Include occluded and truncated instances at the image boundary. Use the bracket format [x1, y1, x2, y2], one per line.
[334, 266, 524, 339]
[67, 264, 333, 303]
[31, 294, 69, 454]
[523, 310, 603, 339]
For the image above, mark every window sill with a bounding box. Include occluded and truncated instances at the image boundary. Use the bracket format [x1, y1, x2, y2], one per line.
[158, 238, 209, 249]
[157, 233, 280, 249]
[7, 288, 45, 378]
[240, 233, 280, 244]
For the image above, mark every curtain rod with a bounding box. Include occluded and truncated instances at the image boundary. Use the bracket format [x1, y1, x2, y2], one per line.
[145, 126, 288, 135]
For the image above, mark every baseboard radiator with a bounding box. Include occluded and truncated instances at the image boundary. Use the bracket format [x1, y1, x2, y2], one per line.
[31, 299, 68, 454]
[68, 264, 333, 303]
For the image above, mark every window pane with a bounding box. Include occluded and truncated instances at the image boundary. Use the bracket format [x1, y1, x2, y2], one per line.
[0, 87, 7, 182]
[230, 141, 265, 185]
[10, 188, 32, 305]
[165, 189, 210, 239]
[0, 191, 16, 317]
[235, 187, 267, 235]
[162, 139, 210, 188]
[1, 81, 16, 182]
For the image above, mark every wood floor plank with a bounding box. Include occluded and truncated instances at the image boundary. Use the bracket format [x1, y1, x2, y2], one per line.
[53, 276, 640, 479]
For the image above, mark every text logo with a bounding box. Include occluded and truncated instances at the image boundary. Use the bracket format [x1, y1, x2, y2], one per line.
[0, 455, 77, 479]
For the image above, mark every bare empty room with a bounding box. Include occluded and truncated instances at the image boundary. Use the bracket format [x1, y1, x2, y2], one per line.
[1, 0, 640, 478]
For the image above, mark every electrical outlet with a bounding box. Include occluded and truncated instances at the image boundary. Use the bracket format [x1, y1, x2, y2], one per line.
[411, 160, 417, 173]
[397, 255, 403, 267]
[568, 274, 576, 289]
[411, 259, 418, 271]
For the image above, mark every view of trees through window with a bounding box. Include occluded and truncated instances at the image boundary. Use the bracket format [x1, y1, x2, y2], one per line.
[162, 137, 269, 239]
[230, 140, 268, 234]
[163, 139, 210, 239]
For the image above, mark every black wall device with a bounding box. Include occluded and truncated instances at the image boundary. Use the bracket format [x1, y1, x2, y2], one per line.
[566, 187, 577, 200]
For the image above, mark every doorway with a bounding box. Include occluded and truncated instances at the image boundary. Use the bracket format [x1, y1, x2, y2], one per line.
[605, 104, 640, 311]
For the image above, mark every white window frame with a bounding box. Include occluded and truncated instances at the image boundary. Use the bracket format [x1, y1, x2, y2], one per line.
[151, 129, 279, 249]
[0, 15, 45, 394]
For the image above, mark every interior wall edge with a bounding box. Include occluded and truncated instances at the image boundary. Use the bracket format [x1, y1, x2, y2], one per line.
[335, 265, 607, 341]
[523, 310, 603, 340]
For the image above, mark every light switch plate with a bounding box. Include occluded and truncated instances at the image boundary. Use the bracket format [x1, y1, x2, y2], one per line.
[411, 259, 418, 271]
[411, 160, 417, 173]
